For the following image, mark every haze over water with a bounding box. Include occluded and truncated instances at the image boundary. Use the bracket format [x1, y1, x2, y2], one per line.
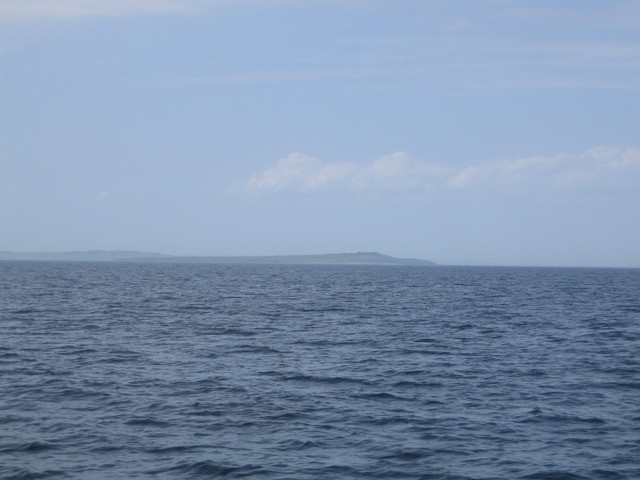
[1, 261, 639, 479]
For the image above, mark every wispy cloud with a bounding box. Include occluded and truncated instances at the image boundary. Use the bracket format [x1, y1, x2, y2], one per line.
[352, 152, 451, 190]
[0, 0, 365, 20]
[449, 146, 640, 190]
[0, 0, 319, 20]
[91, 191, 109, 202]
[245, 147, 640, 194]
[245, 153, 357, 192]
[141, 67, 380, 89]
[441, 17, 479, 32]
[491, 1, 640, 29]
[244, 151, 452, 193]
[0, 0, 205, 19]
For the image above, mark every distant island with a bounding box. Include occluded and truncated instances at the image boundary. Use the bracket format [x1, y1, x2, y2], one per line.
[0, 250, 436, 266]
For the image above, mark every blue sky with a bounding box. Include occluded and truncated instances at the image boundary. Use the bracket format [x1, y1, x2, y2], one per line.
[1, 0, 639, 266]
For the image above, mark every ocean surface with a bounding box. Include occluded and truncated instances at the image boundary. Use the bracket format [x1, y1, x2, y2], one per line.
[1, 261, 639, 480]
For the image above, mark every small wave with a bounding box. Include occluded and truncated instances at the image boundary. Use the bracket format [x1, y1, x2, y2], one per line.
[144, 444, 206, 454]
[204, 420, 257, 430]
[618, 303, 640, 313]
[565, 437, 590, 444]
[379, 449, 431, 460]
[188, 409, 224, 417]
[391, 380, 444, 388]
[363, 415, 412, 426]
[56, 388, 109, 400]
[0, 415, 26, 425]
[519, 414, 606, 425]
[106, 348, 142, 355]
[399, 348, 450, 356]
[275, 438, 319, 450]
[80, 323, 102, 330]
[602, 381, 640, 390]
[304, 464, 364, 477]
[0, 441, 55, 453]
[14, 367, 69, 377]
[150, 460, 267, 477]
[125, 417, 171, 427]
[56, 348, 97, 356]
[283, 374, 373, 386]
[265, 412, 307, 421]
[293, 338, 364, 346]
[201, 328, 257, 336]
[390, 380, 423, 387]
[589, 470, 626, 479]
[10, 308, 40, 314]
[228, 345, 281, 354]
[98, 350, 144, 363]
[520, 471, 586, 480]
[177, 304, 212, 312]
[393, 369, 428, 376]
[88, 445, 126, 453]
[416, 474, 475, 480]
[353, 392, 409, 401]
[0, 467, 68, 479]
[453, 323, 476, 330]
[297, 305, 348, 313]
[291, 339, 333, 346]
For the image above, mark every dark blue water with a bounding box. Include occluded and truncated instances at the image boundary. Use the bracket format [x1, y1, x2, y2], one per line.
[1, 262, 639, 480]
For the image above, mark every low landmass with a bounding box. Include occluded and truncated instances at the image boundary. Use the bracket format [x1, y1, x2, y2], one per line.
[0, 250, 436, 266]
[124, 251, 436, 265]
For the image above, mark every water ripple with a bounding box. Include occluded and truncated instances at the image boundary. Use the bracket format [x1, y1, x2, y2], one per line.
[1, 262, 639, 479]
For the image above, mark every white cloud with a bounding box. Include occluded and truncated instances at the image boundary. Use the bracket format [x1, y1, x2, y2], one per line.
[449, 154, 565, 188]
[245, 153, 357, 192]
[353, 152, 450, 190]
[245, 146, 640, 194]
[449, 146, 640, 190]
[246, 151, 450, 193]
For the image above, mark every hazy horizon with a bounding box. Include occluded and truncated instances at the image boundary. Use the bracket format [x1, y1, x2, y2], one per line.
[2, 248, 639, 269]
[2, 1, 639, 268]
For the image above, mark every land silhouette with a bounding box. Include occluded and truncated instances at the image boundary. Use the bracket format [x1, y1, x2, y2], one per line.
[0, 251, 436, 265]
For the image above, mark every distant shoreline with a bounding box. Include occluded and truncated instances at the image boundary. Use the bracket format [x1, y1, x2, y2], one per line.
[0, 250, 436, 266]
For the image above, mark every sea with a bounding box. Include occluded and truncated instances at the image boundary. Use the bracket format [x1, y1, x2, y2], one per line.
[1, 261, 639, 480]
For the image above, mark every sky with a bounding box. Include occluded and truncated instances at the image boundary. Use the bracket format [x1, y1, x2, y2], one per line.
[1, 0, 639, 267]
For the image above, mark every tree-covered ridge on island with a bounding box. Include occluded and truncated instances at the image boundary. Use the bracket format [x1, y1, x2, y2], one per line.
[0, 250, 436, 265]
